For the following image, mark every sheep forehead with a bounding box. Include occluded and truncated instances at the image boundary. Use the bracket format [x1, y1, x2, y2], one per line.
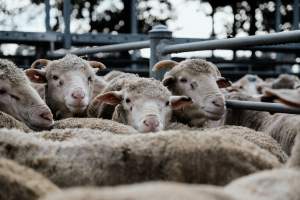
[124, 78, 171, 99]
[0, 59, 27, 85]
[170, 59, 218, 76]
[47, 54, 90, 72]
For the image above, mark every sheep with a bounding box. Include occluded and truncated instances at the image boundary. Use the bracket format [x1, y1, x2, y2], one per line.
[0, 127, 280, 187]
[87, 72, 139, 119]
[152, 59, 231, 128]
[0, 59, 54, 130]
[224, 132, 300, 200]
[25, 54, 106, 119]
[88, 76, 194, 133]
[258, 74, 300, 92]
[224, 91, 300, 155]
[53, 118, 138, 134]
[0, 157, 59, 200]
[40, 182, 235, 200]
[103, 70, 129, 82]
[0, 111, 31, 132]
[41, 130, 300, 200]
[226, 74, 264, 95]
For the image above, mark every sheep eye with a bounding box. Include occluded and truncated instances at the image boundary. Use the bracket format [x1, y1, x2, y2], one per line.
[0, 89, 6, 94]
[11, 94, 20, 101]
[88, 76, 92, 82]
[125, 98, 131, 103]
[165, 101, 170, 106]
[52, 75, 59, 80]
[180, 78, 187, 83]
[239, 86, 243, 89]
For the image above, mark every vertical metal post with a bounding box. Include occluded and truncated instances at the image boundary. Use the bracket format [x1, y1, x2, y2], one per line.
[130, 0, 138, 70]
[45, 0, 51, 32]
[130, 0, 138, 34]
[63, 0, 71, 49]
[149, 25, 172, 80]
[293, 0, 299, 30]
[275, 0, 282, 32]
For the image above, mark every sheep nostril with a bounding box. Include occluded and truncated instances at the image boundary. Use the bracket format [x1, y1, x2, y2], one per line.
[211, 97, 224, 108]
[71, 90, 85, 100]
[143, 118, 159, 128]
[40, 112, 53, 121]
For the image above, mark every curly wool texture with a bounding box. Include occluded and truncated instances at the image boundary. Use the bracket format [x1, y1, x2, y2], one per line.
[0, 59, 28, 85]
[88, 76, 170, 120]
[124, 77, 171, 99]
[53, 118, 138, 134]
[167, 59, 221, 77]
[0, 158, 59, 200]
[45, 54, 91, 73]
[87, 73, 138, 118]
[103, 70, 128, 82]
[225, 92, 299, 155]
[224, 134, 300, 200]
[165, 124, 287, 163]
[0, 111, 31, 132]
[40, 182, 236, 200]
[0, 127, 280, 187]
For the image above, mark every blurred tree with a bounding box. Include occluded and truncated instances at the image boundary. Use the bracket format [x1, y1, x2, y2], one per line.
[200, 0, 295, 37]
[29, 0, 174, 33]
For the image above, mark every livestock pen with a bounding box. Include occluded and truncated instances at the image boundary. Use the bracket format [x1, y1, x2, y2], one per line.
[2, 0, 300, 114]
[46, 23, 300, 114]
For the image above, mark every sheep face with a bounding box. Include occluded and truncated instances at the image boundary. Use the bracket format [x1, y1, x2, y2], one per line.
[94, 78, 193, 133]
[0, 59, 54, 129]
[228, 74, 264, 95]
[25, 54, 105, 119]
[153, 59, 231, 122]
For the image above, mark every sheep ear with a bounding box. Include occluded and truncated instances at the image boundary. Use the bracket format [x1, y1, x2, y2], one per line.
[152, 60, 178, 71]
[89, 61, 106, 70]
[169, 96, 193, 110]
[262, 88, 300, 107]
[25, 69, 47, 83]
[94, 91, 123, 106]
[217, 77, 231, 88]
[162, 75, 176, 87]
[30, 59, 50, 69]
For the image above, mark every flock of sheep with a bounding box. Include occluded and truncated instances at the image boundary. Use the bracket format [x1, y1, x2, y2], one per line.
[0, 54, 300, 200]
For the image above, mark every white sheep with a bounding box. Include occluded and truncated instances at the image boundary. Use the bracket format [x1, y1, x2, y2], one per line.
[152, 59, 231, 128]
[25, 54, 106, 119]
[225, 91, 300, 155]
[40, 182, 234, 200]
[0, 127, 280, 187]
[0, 59, 53, 130]
[53, 118, 138, 134]
[88, 76, 193, 133]
[40, 131, 300, 200]
[0, 111, 31, 132]
[0, 157, 59, 200]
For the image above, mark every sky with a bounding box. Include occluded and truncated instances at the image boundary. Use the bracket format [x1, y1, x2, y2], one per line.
[0, 0, 240, 59]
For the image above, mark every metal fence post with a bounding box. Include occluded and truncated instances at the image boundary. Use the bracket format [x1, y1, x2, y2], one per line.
[63, 0, 72, 49]
[149, 24, 172, 80]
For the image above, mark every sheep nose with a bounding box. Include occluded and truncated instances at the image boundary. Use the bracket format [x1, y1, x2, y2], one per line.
[39, 112, 53, 121]
[71, 89, 85, 100]
[210, 96, 225, 108]
[143, 117, 160, 131]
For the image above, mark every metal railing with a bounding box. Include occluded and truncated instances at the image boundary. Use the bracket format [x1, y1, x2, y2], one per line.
[46, 24, 300, 114]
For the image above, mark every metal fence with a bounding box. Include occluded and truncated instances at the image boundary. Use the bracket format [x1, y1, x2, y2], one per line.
[2, 0, 300, 114]
[46, 24, 300, 114]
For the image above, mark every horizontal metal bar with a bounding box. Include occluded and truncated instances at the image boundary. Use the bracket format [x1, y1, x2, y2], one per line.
[0, 31, 62, 44]
[72, 33, 148, 45]
[162, 30, 300, 54]
[47, 40, 150, 58]
[226, 100, 300, 114]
